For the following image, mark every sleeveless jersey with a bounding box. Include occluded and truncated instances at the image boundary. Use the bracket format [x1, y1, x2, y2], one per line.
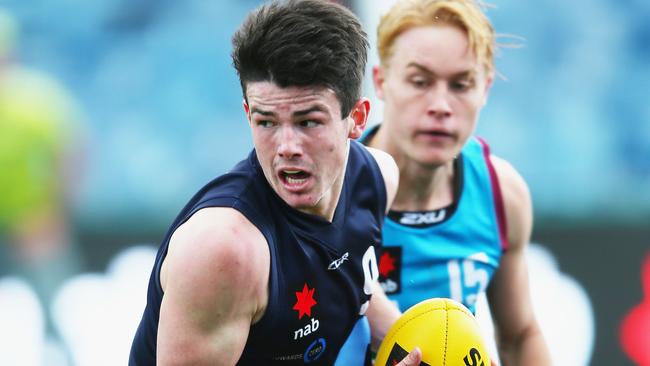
[361, 126, 508, 314]
[129, 140, 385, 365]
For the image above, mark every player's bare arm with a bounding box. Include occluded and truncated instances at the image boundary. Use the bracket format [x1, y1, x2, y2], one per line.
[368, 289, 423, 366]
[366, 280, 401, 350]
[486, 156, 551, 366]
[157, 207, 269, 365]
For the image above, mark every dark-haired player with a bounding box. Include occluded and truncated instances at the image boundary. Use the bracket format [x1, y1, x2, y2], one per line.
[129, 1, 422, 365]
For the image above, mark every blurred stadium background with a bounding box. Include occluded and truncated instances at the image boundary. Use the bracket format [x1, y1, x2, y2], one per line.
[0, 0, 648, 365]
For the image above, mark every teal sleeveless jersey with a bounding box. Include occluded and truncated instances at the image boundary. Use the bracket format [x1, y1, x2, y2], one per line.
[335, 133, 509, 365]
[369, 132, 508, 314]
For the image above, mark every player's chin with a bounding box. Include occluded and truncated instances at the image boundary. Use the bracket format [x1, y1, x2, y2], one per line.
[413, 152, 453, 167]
[279, 191, 319, 211]
[407, 144, 447, 162]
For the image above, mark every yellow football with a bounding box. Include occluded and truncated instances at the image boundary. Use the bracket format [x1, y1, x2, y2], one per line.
[375, 298, 491, 366]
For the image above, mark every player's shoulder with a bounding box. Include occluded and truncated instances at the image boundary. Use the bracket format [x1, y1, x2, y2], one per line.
[364, 145, 397, 173]
[363, 145, 399, 209]
[489, 155, 532, 250]
[162, 206, 270, 325]
[489, 155, 530, 208]
[166, 207, 269, 286]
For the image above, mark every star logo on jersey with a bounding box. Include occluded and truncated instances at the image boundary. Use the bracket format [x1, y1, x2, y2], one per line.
[378, 246, 402, 295]
[379, 252, 396, 277]
[293, 283, 317, 319]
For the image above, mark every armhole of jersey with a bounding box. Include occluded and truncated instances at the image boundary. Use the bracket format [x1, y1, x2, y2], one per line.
[158, 197, 278, 334]
[476, 137, 509, 252]
[153, 196, 277, 302]
[232, 199, 278, 334]
[153, 200, 226, 295]
[356, 141, 388, 215]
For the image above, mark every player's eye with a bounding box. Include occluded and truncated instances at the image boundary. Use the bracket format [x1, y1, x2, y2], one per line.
[409, 76, 430, 89]
[450, 78, 474, 92]
[299, 120, 320, 128]
[257, 120, 275, 128]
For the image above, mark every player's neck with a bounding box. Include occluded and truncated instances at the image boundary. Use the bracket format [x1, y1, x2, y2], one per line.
[392, 159, 455, 212]
[368, 126, 455, 211]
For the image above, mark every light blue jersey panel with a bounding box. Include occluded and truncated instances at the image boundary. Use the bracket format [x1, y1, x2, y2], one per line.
[379, 137, 507, 314]
[334, 317, 371, 365]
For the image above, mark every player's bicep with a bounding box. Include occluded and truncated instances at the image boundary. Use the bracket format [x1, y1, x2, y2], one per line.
[487, 247, 534, 335]
[157, 208, 268, 365]
[487, 156, 537, 344]
[158, 281, 252, 366]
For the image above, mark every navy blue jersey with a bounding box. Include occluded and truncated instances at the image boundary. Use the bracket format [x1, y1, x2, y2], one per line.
[129, 140, 386, 365]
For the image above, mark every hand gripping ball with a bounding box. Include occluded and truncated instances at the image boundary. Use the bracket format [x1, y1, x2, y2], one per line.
[375, 298, 491, 366]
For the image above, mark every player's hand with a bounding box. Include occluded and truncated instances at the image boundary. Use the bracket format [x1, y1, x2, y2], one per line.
[393, 347, 422, 366]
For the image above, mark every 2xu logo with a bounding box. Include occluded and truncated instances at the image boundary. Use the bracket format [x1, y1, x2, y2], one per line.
[463, 347, 485, 366]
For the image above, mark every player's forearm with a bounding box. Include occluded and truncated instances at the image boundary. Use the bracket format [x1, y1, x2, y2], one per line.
[498, 325, 551, 366]
[367, 282, 401, 350]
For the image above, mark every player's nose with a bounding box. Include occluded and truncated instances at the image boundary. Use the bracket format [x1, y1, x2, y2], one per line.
[427, 85, 452, 119]
[277, 126, 302, 159]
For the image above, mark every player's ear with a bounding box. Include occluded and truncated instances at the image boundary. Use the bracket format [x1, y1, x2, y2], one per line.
[373, 65, 386, 101]
[481, 71, 494, 107]
[348, 98, 370, 139]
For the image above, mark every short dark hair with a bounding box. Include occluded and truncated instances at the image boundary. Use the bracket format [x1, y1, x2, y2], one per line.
[232, 0, 368, 117]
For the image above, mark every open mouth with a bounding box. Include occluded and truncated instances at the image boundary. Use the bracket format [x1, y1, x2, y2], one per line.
[280, 170, 311, 186]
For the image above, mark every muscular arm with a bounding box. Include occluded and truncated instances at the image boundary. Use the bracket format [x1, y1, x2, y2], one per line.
[157, 207, 269, 366]
[487, 156, 551, 366]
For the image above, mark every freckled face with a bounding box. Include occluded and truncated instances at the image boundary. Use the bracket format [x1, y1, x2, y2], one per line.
[244, 82, 354, 217]
[374, 25, 492, 166]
